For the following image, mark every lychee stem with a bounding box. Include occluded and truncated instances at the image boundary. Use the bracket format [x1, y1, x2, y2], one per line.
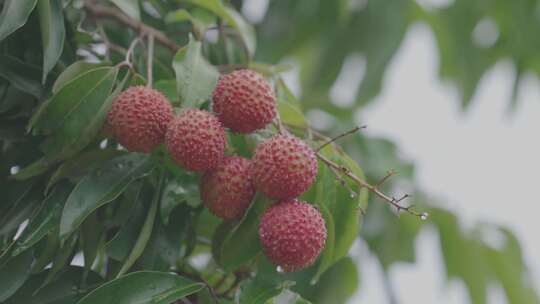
[146, 34, 154, 88]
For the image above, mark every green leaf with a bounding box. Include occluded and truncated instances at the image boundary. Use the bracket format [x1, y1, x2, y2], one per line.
[0, 249, 34, 302]
[37, 0, 65, 83]
[47, 148, 126, 191]
[52, 61, 107, 94]
[30, 66, 116, 135]
[184, 0, 256, 55]
[273, 289, 313, 304]
[106, 183, 146, 261]
[12, 183, 71, 256]
[38, 234, 78, 290]
[35, 70, 122, 178]
[218, 194, 272, 272]
[0, 0, 39, 41]
[59, 153, 154, 240]
[165, 9, 215, 39]
[76, 271, 205, 304]
[160, 172, 200, 225]
[116, 173, 163, 277]
[4, 266, 103, 304]
[0, 184, 42, 239]
[0, 55, 42, 97]
[310, 158, 336, 283]
[154, 79, 179, 105]
[110, 0, 140, 21]
[80, 212, 103, 274]
[173, 35, 219, 108]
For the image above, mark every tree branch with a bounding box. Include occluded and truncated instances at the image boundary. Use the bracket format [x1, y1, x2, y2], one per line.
[83, 0, 180, 52]
[316, 125, 366, 152]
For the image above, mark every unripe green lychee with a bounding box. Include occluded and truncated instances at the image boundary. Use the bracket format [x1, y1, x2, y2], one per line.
[107, 86, 173, 153]
[165, 109, 226, 172]
[200, 156, 255, 220]
[250, 134, 318, 199]
[259, 198, 327, 272]
[212, 69, 276, 133]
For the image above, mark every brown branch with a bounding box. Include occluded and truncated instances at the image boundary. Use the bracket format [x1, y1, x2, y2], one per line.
[376, 170, 396, 188]
[316, 152, 425, 218]
[316, 126, 366, 152]
[83, 0, 180, 52]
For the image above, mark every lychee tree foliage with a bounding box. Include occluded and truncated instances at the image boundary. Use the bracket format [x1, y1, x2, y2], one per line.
[0, 1, 538, 304]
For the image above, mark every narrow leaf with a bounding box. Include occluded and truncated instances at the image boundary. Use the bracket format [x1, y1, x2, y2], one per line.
[38, 0, 65, 83]
[59, 154, 154, 240]
[0, 0, 39, 41]
[76, 271, 205, 304]
[0, 249, 34, 302]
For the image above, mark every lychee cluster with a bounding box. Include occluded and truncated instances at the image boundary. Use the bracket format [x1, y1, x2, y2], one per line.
[106, 69, 326, 272]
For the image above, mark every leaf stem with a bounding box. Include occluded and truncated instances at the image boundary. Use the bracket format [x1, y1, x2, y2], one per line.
[146, 34, 155, 88]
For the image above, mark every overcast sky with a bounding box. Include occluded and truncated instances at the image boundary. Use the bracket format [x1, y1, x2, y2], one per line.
[349, 23, 540, 304]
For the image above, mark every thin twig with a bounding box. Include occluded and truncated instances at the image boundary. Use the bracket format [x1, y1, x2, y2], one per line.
[83, 0, 180, 51]
[316, 152, 423, 218]
[146, 34, 155, 88]
[316, 126, 366, 152]
[376, 170, 396, 188]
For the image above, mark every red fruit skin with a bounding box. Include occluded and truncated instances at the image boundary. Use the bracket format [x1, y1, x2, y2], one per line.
[212, 69, 276, 133]
[200, 156, 255, 220]
[165, 109, 226, 172]
[259, 199, 327, 272]
[250, 134, 318, 199]
[107, 86, 173, 153]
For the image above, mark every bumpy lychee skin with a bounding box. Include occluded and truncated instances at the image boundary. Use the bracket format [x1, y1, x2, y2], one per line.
[200, 156, 255, 220]
[250, 134, 318, 199]
[165, 109, 226, 171]
[212, 69, 276, 133]
[259, 199, 327, 272]
[107, 86, 173, 153]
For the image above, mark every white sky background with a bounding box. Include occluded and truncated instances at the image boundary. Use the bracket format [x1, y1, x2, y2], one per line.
[242, 1, 540, 303]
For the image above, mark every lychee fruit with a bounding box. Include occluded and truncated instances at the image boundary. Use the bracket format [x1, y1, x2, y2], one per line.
[212, 69, 276, 133]
[250, 134, 318, 199]
[107, 86, 173, 153]
[200, 156, 255, 220]
[259, 198, 327, 272]
[165, 109, 226, 171]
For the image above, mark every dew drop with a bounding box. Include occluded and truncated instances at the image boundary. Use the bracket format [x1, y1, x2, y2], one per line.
[276, 266, 284, 273]
[420, 212, 429, 221]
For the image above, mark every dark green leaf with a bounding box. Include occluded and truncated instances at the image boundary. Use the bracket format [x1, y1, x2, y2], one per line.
[0, 55, 42, 97]
[184, 0, 256, 55]
[160, 172, 200, 225]
[218, 194, 272, 272]
[59, 154, 154, 240]
[37, 0, 65, 83]
[0, 249, 34, 302]
[12, 183, 71, 256]
[0, 0, 39, 41]
[116, 173, 163, 277]
[76, 271, 205, 304]
[5, 266, 103, 304]
[52, 61, 108, 94]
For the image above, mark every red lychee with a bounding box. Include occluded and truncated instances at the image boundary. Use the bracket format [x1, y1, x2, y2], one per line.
[107, 86, 173, 153]
[200, 156, 255, 220]
[250, 134, 318, 199]
[165, 109, 226, 172]
[259, 198, 327, 272]
[212, 69, 276, 133]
